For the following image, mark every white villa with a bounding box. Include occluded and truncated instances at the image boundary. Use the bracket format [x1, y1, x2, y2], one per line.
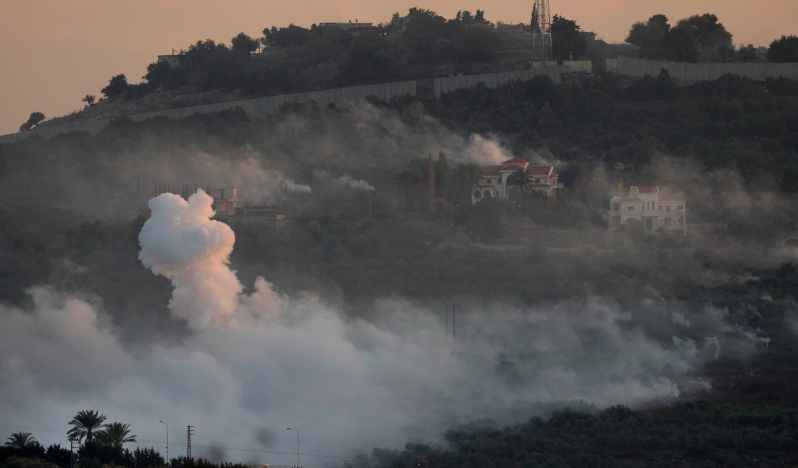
[609, 185, 687, 234]
[472, 158, 562, 203]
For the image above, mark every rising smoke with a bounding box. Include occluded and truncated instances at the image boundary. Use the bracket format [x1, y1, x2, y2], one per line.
[0, 187, 772, 466]
[4, 98, 796, 467]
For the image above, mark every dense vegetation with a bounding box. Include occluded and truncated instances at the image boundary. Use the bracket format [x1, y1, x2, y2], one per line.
[373, 402, 798, 468]
[81, 8, 796, 109]
[422, 73, 798, 193]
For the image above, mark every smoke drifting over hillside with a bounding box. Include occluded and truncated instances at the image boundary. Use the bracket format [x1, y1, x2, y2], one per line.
[0, 188, 774, 466]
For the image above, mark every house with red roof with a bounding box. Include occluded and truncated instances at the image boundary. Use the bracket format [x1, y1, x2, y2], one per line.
[472, 158, 562, 204]
[609, 185, 686, 235]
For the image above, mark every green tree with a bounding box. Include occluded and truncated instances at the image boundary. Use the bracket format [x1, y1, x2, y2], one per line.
[626, 14, 697, 61]
[436, 151, 449, 198]
[454, 163, 482, 202]
[100, 75, 129, 98]
[674, 14, 732, 48]
[427, 152, 436, 197]
[735, 44, 758, 62]
[262, 24, 312, 47]
[394, 165, 423, 213]
[231, 32, 260, 58]
[18, 112, 45, 132]
[4, 433, 39, 449]
[68, 410, 107, 445]
[767, 35, 798, 62]
[626, 14, 670, 50]
[551, 15, 587, 60]
[507, 168, 532, 195]
[95, 423, 136, 449]
[143, 61, 171, 87]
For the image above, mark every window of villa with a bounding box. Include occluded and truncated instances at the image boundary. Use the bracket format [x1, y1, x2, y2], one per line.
[677, 205, 684, 210]
[666, 205, 671, 212]
[628, 206, 635, 211]
[613, 203, 620, 211]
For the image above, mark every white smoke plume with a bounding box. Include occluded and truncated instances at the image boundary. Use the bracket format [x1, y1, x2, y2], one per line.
[0, 191, 770, 465]
[314, 170, 375, 192]
[139, 191, 244, 329]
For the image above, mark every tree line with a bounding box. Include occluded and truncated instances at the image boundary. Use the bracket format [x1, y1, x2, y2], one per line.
[1, 410, 246, 468]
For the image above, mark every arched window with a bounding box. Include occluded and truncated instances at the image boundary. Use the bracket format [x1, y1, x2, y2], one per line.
[484, 191, 492, 198]
[474, 191, 482, 199]
[664, 217, 672, 226]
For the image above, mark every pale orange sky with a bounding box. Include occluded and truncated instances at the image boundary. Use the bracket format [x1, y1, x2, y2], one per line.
[1, 0, 796, 135]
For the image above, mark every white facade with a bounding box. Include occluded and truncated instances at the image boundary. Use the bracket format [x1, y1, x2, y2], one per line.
[609, 185, 686, 235]
[472, 158, 563, 204]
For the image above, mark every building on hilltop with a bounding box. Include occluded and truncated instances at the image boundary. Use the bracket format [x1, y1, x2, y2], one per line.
[472, 157, 562, 204]
[157, 54, 181, 68]
[609, 185, 686, 235]
[212, 188, 242, 216]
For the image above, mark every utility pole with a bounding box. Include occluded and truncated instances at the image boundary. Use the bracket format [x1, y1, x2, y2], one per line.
[187, 426, 195, 459]
[453, 303, 456, 354]
[159, 421, 169, 463]
[70, 437, 79, 467]
[287, 428, 300, 468]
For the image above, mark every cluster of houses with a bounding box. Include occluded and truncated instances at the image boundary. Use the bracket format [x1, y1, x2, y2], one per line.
[470, 157, 688, 235]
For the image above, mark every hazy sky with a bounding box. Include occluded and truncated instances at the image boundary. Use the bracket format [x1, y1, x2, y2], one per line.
[1, 0, 796, 135]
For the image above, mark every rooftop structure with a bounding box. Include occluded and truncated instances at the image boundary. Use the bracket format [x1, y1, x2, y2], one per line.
[317, 21, 374, 30]
[609, 185, 687, 235]
[472, 157, 562, 204]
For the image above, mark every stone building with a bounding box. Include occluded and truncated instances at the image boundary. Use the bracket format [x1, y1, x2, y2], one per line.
[609, 185, 686, 235]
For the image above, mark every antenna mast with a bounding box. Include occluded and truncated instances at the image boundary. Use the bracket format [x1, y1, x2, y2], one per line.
[531, 0, 553, 62]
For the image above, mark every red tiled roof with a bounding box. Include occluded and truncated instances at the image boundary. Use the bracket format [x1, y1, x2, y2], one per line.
[515, 216, 540, 230]
[527, 165, 553, 175]
[473, 184, 495, 189]
[480, 166, 501, 176]
[502, 157, 529, 165]
[500, 164, 527, 171]
[635, 185, 659, 193]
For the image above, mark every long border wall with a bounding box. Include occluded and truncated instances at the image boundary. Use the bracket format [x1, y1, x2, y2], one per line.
[605, 56, 798, 83]
[434, 67, 564, 98]
[0, 81, 416, 144]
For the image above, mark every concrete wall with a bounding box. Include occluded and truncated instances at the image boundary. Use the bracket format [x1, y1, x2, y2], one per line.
[434, 67, 565, 98]
[563, 60, 592, 73]
[0, 81, 417, 145]
[605, 56, 798, 83]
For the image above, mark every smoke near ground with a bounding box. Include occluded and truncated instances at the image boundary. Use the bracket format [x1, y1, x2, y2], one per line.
[0, 189, 773, 466]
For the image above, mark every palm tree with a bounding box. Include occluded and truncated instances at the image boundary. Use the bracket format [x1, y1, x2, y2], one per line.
[4, 432, 38, 449]
[68, 409, 107, 445]
[507, 168, 532, 196]
[96, 422, 136, 449]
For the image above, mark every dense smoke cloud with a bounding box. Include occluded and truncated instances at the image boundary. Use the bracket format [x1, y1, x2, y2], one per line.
[0, 190, 772, 466]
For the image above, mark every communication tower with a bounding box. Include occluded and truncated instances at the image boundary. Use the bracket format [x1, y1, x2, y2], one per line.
[530, 0, 553, 61]
[187, 426, 195, 459]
